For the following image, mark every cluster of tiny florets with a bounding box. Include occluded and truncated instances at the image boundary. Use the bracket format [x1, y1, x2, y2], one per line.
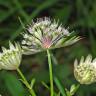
[0, 42, 22, 70]
[74, 55, 96, 84]
[21, 17, 79, 54]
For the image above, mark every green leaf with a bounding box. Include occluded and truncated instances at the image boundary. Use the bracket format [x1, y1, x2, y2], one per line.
[42, 81, 50, 90]
[13, 0, 29, 21]
[41, 81, 59, 96]
[30, 78, 36, 88]
[2, 72, 26, 96]
[89, 32, 96, 56]
[55, 5, 71, 24]
[54, 76, 66, 96]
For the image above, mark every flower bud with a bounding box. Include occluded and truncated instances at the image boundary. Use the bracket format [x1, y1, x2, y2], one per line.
[0, 42, 22, 70]
[74, 55, 96, 84]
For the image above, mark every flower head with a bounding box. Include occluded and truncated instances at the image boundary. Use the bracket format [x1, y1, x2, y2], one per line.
[74, 55, 96, 84]
[0, 42, 22, 70]
[21, 17, 79, 54]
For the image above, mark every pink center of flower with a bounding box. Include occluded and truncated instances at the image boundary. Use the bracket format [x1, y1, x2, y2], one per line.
[42, 37, 52, 48]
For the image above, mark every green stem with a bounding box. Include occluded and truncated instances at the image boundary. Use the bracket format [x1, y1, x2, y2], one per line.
[47, 50, 54, 96]
[17, 68, 36, 96]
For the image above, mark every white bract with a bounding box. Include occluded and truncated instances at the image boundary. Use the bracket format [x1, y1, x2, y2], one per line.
[21, 17, 79, 54]
[74, 54, 96, 84]
[0, 42, 22, 70]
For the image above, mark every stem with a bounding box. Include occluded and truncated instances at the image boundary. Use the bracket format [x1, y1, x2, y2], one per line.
[47, 50, 54, 96]
[17, 68, 36, 96]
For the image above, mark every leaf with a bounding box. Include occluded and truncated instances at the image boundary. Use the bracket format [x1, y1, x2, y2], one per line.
[41, 81, 59, 96]
[73, 0, 96, 28]
[13, 0, 29, 21]
[89, 31, 96, 56]
[30, 78, 36, 88]
[0, 0, 17, 22]
[54, 76, 66, 96]
[2, 72, 26, 96]
[55, 5, 71, 24]
[42, 81, 50, 90]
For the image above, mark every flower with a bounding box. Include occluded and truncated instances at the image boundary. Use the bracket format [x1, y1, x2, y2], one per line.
[0, 42, 22, 70]
[21, 17, 79, 54]
[74, 54, 96, 84]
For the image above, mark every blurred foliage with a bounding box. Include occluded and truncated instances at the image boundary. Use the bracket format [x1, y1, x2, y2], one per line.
[0, 0, 96, 96]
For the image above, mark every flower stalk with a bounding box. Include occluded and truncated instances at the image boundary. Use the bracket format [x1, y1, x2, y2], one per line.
[47, 50, 54, 96]
[17, 68, 36, 96]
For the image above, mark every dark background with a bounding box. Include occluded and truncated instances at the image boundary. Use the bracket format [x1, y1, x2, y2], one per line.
[0, 0, 96, 96]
